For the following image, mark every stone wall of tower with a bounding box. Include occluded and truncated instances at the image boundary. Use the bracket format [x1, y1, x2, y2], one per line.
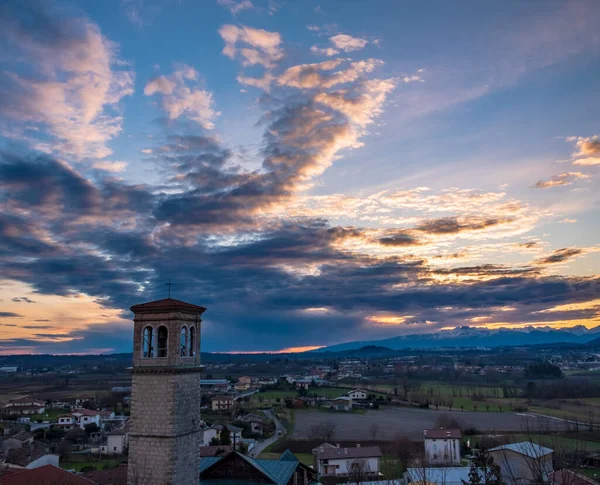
[128, 369, 202, 485]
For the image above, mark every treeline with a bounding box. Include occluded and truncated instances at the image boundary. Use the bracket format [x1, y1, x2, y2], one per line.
[524, 377, 600, 399]
[525, 362, 563, 379]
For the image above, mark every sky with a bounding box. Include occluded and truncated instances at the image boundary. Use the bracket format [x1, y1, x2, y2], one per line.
[0, 0, 599, 354]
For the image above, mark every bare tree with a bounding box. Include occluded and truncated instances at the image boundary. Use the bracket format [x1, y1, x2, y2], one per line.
[390, 433, 416, 471]
[308, 419, 337, 443]
[347, 458, 372, 485]
[370, 423, 380, 442]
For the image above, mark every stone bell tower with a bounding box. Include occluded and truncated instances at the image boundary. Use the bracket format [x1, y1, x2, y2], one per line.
[127, 298, 205, 485]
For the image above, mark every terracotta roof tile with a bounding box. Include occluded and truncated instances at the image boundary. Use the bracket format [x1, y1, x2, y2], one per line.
[1, 464, 94, 485]
[130, 298, 206, 314]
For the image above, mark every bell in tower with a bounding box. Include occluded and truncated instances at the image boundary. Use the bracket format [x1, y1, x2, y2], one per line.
[127, 297, 205, 485]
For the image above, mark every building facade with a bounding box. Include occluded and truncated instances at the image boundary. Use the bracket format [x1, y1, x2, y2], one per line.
[423, 428, 462, 466]
[127, 297, 205, 485]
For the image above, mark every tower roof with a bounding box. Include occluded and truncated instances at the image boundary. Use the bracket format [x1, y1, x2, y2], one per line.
[130, 297, 206, 314]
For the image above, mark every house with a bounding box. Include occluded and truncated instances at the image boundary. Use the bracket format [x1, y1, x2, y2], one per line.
[235, 383, 250, 391]
[0, 464, 95, 485]
[0, 448, 59, 469]
[0, 430, 35, 451]
[58, 414, 76, 428]
[101, 429, 128, 455]
[313, 443, 382, 477]
[212, 395, 234, 411]
[488, 442, 554, 485]
[241, 414, 265, 434]
[423, 428, 462, 466]
[201, 426, 220, 446]
[406, 467, 473, 485]
[2, 397, 45, 416]
[348, 389, 368, 400]
[200, 449, 317, 485]
[331, 396, 353, 411]
[200, 444, 233, 457]
[71, 409, 102, 429]
[238, 376, 253, 385]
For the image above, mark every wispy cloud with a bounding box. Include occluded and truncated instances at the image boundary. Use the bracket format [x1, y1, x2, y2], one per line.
[144, 66, 220, 129]
[219, 24, 283, 68]
[533, 172, 589, 188]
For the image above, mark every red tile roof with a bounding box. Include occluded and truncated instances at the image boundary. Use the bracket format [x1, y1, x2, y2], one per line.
[83, 464, 128, 485]
[1, 448, 46, 467]
[1, 464, 95, 485]
[130, 298, 206, 314]
[423, 428, 462, 439]
[200, 445, 233, 457]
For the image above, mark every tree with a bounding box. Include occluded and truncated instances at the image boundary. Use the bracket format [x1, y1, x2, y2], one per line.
[390, 433, 416, 470]
[462, 450, 504, 485]
[307, 419, 337, 442]
[84, 423, 100, 435]
[220, 427, 231, 445]
[210, 437, 220, 446]
[370, 423, 380, 442]
[347, 459, 371, 485]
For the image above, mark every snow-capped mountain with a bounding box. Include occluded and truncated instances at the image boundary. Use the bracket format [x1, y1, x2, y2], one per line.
[315, 325, 600, 352]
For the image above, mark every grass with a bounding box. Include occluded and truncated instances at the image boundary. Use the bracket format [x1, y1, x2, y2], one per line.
[29, 408, 66, 421]
[468, 434, 600, 453]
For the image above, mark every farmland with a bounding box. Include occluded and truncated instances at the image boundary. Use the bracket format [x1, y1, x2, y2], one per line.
[291, 407, 570, 441]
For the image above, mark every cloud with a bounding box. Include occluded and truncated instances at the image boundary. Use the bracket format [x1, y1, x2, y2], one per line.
[92, 161, 128, 172]
[330, 34, 368, 52]
[144, 66, 219, 129]
[0, 312, 22, 318]
[535, 247, 585, 265]
[11, 297, 35, 303]
[533, 172, 589, 188]
[569, 135, 600, 166]
[217, 0, 254, 14]
[310, 45, 340, 56]
[219, 24, 283, 68]
[0, 1, 134, 160]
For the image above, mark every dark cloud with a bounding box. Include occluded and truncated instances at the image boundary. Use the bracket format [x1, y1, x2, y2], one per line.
[378, 232, 421, 247]
[417, 216, 512, 235]
[535, 248, 584, 265]
[21, 325, 54, 329]
[12, 297, 35, 303]
[0, 312, 22, 318]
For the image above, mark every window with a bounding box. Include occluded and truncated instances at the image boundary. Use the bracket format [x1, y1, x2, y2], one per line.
[157, 326, 168, 357]
[189, 326, 196, 356]
[143, 326, 154, 357]
[180, 326, 187, 357]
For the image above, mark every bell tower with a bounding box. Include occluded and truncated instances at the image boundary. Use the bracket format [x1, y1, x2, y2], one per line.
[127, 298, 205, 485]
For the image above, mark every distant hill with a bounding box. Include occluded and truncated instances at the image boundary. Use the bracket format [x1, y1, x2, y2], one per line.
[314, 325, 600, 353]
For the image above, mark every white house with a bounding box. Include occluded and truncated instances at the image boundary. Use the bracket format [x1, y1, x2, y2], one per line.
[57, 415, 75, 428]
[423, 428, 462, 466]
[201, 426, 220, 446]
[348, 389, 367, 400]
[330, 396, 353, 412]
[2, 397, 45, 416]
[488, 442, 553, 485]
[101, 429, 128, 455]
[313, 443, 382, 477]
[71, 409, 101, 429]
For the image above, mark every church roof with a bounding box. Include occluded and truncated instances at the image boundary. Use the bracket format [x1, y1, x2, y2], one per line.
[130, 298, 206, 314]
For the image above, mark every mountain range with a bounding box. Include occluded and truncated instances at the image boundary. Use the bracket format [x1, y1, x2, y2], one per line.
[314, 325, 600, 352]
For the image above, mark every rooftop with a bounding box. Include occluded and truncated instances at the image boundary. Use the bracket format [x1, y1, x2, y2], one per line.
[407, 467, 473, 484]
[489, 441, 553, 459]
[316, 445, 382, 460]
[130, 297, 206, 314]
[0, 465, 95, 485]
[423, 428, 462, 439]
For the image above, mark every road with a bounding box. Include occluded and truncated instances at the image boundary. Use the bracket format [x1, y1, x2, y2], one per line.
[249, 409, 286, 457]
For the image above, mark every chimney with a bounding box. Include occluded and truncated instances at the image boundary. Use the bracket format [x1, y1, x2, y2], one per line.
[446, 431, 451, 437]
[344, 448, 347, 455]
[423, 429, 427, 437]
[336, 443, 340, 448]
[356, 444, 361, 448]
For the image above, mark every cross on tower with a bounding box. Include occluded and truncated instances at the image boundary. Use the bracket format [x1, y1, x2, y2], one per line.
[166, 278, 175, 298]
